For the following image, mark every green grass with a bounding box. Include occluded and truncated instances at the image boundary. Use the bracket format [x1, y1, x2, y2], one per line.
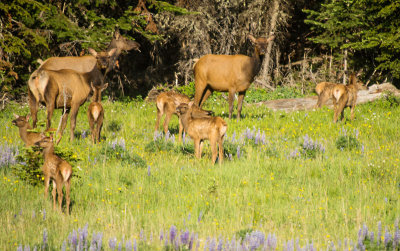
[0, 95, 399, 250]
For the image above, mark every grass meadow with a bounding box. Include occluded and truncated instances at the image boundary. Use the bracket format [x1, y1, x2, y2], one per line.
[0, 91, 399, 250]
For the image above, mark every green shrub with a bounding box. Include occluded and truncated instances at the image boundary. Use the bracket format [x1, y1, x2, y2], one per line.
[176, 81, 195, 98]
[107, 120, 122, 133]
[336, 135, 360, 151]
[101, 138, 147, 168]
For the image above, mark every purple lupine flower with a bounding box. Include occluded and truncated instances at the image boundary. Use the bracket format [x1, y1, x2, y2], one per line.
[79, 223, 89, 250]
[147, 166, 151, 176]
[361, 144, 365, 154]
[231, 131, 236, 143]
[133, 239, 137, 251]
[170, 225, 177, 243]
[109, 237, 117, 250]
[81, 130, 87, 139]
[261, 132, 266, 145]
[42, 229, 48, 250]
[354, 128, 359, 138]
[24, 245, 31, 251]
[69, 229, 78, 249]
[377, 221, 382, 245]
[182, 132, 186, 144]
[0, 143, 19, 168]
[228, 153, 232, 161]
[160, 230, 164, 241]
[165, 130, 171, 141]
[140, 229, 145, 241]
[198, 211, 203, 223]
[394, 219, 400, 248]
[384, 228, 391, 247]
[217, 238, 223, 251]
[237, 145, 241, 159]
[42, 209, 46, 220]
[118, 241, 122, 251]
[32, 210, 36, 219]
[61, 241, 66, 251]
[181, 231, 190, 246]
[126, 240, 132, 251]
[17, 245, 23, 251]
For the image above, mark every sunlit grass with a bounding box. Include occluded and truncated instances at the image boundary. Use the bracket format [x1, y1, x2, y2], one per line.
[0, 96, 399, 249]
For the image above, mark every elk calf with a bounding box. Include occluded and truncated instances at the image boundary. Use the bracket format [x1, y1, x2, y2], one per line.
[12, 114, 43, 147]
[332, 73, 368, 122]
[35, 135, 72, 214]
[315, 82, 339, 109]
[155, 91, 212, 141]
[88, 83, 108, 143]
[176, 102, 227, 164]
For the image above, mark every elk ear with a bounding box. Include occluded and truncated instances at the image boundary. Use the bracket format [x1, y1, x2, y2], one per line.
[247, 34, 256, 43]
[108, 48, 117, 57]
[13, 114, 19, 119]
[36, 59, 44, 65]
[88, 48, 98, 57]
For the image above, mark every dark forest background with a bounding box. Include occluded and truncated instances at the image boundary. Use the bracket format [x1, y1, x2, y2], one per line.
[1, 0, 399, 100]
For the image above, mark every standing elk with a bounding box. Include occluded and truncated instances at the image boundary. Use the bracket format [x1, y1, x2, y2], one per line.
[28, 29, 140, 128]
[176, 102, 227, 164]
[155, 91, 213, 141]
[315, 81, 340, 109]
[332, 73, 368, 122]
[193, 35, 275, 120]
[35, 135, 72, 214]
[88, 83, 108, 143]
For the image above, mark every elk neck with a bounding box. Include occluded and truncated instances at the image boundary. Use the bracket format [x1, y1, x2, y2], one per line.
[92, 90, 101, 102]
[42, 144, 55, 159]
[250, 47, 263, 77]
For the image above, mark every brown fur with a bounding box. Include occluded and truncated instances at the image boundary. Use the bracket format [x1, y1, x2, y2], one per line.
[12, 114, 43, 147]
[29, 68, 93, 143]
[28, 47, 118, 129]
[176, 102, 227, 164]
[35, 135, 72, 214]
[88, 83, 108, 143]
[155, 91, 212, 141]
[193, 35, 275, 120]
[315, 82, 339, 109]
[332, 73, 368, 122]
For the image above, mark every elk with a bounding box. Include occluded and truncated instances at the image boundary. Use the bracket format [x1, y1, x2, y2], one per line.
[176, 102, 227, 164]
[29, 68, 93, 143]
[315, 82, 339, 109]
[12, 114, 44, 147]
[35, 135, 72, 214]
[332, 73, 368, 123]
[28, 29, 140, 128]
[193, 35, 275, 120]
[87, 82, 108, 143]
[155, 91, 213, 141]
[28, 48, 117, 129]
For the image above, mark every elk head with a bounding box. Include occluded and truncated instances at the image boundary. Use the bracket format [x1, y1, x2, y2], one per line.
[88, 48, 118, 75]
[247, 34, 275, 55]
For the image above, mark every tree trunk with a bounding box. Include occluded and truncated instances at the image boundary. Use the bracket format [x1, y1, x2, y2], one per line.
[343, 48, 348, 84]
[257, 0, 279, 87]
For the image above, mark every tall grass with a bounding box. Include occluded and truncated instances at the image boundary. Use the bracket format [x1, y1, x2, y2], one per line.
[0, 95, 399, 250]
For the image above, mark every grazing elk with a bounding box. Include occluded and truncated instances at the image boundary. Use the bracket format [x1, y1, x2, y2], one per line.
[332, 73, 368, 123]
[193, 35, 275, 120]
[176, 102, 227, 164]
[155, 91, 213, 141]
[29, 68, 93, 143]
[315, 82, 339, 109]
[35, 135, 72, 214]
[87, 83, 108, 143]
[12, 114, 43, 147]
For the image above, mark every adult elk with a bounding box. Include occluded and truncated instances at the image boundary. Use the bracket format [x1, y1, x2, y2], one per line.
[28, 30, 140, 128]
[35, 135, 72, 214]
[194, 35, 275, 120]
[155, 91, 213, 141]
[29, 68, 93, 143]
[176, 102, 227, 164]
[88, 83, 108, 144]
[332, 73, 368, 123]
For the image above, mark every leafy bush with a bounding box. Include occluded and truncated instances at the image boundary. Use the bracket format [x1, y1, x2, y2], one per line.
[245, 86, 305, 103]
[107, 120, 122, 133]
[12, 146, 81, 186]
[336, 128, 361, 151]
[102, 138, 147, 168]
[176, 81, 195, 98]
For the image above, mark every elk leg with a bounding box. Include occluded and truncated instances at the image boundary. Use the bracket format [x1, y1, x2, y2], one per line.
[199, 141, 204, 159]
[44, 175, 50, 199]
[350, 105, 356, 120]
[228, 90, 236, 119]
[155, 107, 163, 132]
[96, 112, 104, 143]
[194, 138, 201, 158]
[52, 180, 57, 210]
[210, 137, 217, 164]
[69, 105, 80, 142]
[199, 88, 213, 107]
[46, 103, 55, 130]
[178, 118, 183, 142]
[237, 91, 246, 120]
[218, 135, 224, 165]
[65, 178, 71, 215]
[88, 114, 95, 144]
[56, 181, 63, 212]
[163, 111, 173, 136]
[334, 101, 346, 123]
[194, 79, 206, 106]
[28, 90, 39, 128]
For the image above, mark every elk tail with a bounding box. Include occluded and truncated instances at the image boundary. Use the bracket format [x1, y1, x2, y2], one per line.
[333, 88, 342, 103]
